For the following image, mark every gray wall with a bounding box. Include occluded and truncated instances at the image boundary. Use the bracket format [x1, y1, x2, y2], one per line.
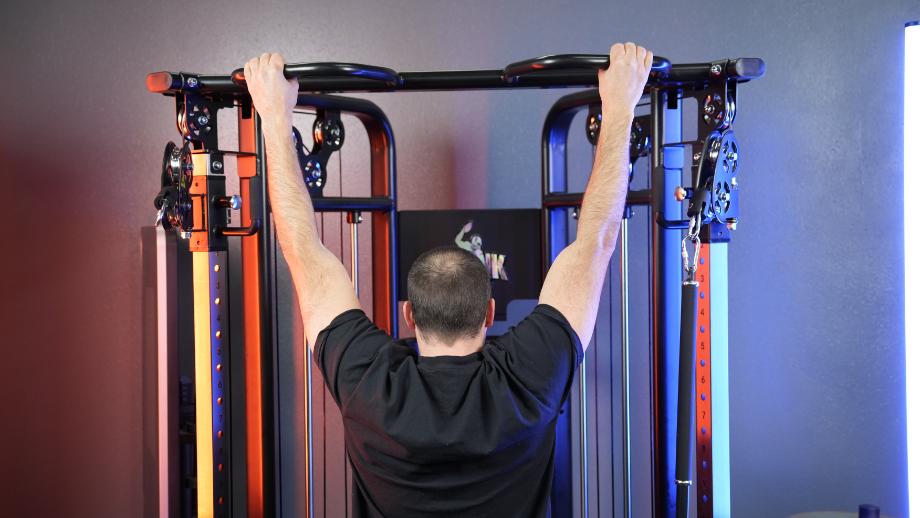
[0, 0, 914, 516]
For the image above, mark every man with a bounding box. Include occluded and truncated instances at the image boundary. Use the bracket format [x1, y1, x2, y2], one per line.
[243, 42, 653, 517]
[455, 220, 485, 262]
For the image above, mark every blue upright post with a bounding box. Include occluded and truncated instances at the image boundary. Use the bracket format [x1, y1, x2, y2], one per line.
[543, 99, 576, 518]
[650, 90, 683, 517]
[708, 243, 731, 517]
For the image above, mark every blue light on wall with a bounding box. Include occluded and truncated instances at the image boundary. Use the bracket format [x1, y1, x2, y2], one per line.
[907, 20, 919, 518]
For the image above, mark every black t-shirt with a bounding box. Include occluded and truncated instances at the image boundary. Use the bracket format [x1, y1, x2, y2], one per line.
[313, 304, 583, 518]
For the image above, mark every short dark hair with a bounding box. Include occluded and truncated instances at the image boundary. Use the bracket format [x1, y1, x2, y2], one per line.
[407, 246, 491, 342]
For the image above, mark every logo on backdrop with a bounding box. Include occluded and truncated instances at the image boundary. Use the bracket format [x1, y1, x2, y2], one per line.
[454, 220, 509, 281]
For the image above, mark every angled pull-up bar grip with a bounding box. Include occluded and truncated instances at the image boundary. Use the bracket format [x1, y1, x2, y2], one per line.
[503, 54, 672, 83]
[231, 62, 400, 87]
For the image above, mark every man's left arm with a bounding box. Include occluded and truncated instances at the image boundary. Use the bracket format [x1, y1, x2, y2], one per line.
[244, 53, 359, 350]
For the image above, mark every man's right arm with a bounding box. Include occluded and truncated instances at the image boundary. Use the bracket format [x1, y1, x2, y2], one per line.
[538, 43, 653, 349]
[245, 54, 360, 351]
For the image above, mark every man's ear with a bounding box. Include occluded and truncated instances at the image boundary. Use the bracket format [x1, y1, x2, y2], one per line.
[403, 301, 416, 331]
[484, 298, 496, 328]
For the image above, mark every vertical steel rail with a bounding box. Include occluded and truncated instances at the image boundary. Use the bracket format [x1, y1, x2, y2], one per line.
[690, 239, 732, 517]
[579, 350, 589, 518]
[648, 88, 664, 518]
[305, 342, 315, 518]
[707, 243, 731, 517]
[693, 81, 737, 518]
[155, 229, 179, 518]
[649, 89, 683, 517]
[238, 105, 279, 518]
[363, 113, 398, 336]
[619, 217, 632, 518]
[348, 212, 361, 293]
[187, 148, 234, 518]
[352, 223, 359, 291]
[543, 89, 652, 518]
[347, 213, 360, 518]
[293, 95, 399, 518]
[695, 244, 713, 517]
[541, 91, 593, 518]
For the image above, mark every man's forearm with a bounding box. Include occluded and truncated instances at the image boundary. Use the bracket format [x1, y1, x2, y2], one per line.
[575, 111, 633, 253]
[261, 115, 324, 273]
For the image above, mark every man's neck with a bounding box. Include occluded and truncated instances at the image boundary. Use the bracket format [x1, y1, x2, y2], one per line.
[416, 333, 486, 357]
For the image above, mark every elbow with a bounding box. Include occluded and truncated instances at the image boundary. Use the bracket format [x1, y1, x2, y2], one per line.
[575, 213, 620, 255]
[599, 228, 618, 254]
[570, 239, 614, 268]
[576, 229, 617, 257]
[277, 231, 327, 273]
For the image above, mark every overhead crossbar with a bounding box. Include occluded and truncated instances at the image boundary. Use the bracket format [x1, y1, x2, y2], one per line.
[146, 54, 765, 96]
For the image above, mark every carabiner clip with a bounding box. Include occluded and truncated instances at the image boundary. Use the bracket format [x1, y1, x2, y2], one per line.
[681, 214, 702, 281]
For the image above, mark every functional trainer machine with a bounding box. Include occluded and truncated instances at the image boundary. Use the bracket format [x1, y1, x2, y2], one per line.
[147, 52, 763, 518]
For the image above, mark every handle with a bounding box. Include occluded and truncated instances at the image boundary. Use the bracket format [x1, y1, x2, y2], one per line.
[503, 53, 671, 83]
[231, 62, 400, 87]
[675, 280, 699, 518]
[668, 58, 766, 82]
[221, 218, 262, 237]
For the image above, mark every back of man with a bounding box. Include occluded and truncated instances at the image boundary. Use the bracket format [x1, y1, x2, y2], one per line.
[242, 42, 653, 517]
[314, 304, 582, 517]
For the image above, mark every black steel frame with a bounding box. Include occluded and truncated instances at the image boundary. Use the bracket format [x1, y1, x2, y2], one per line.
[147, 55, 763, 97]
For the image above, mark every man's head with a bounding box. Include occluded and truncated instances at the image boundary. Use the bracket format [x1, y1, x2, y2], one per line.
[405, 246, 494, 345]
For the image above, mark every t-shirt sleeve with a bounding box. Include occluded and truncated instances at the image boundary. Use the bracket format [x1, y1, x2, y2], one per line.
[485, 304, 584, 412]
[312, 309, 394, 408]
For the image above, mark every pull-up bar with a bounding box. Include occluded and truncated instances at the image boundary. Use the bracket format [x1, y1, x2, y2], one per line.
[146, 53, 764, 96]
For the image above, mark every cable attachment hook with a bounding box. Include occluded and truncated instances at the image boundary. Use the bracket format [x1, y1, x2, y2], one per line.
[681, 214, 703, 282]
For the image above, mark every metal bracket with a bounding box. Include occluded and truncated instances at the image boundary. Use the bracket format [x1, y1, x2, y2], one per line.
[187, 152, 230, 252]
[294, 109, 345, 196]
